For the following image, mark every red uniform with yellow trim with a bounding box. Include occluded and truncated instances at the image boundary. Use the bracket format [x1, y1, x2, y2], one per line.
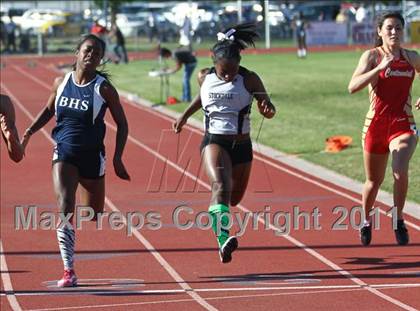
[363, 48, 418, 154]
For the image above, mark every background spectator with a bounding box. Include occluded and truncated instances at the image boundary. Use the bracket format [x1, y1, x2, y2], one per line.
[5, 14, 17, 53]
[110, 24, 128, 64]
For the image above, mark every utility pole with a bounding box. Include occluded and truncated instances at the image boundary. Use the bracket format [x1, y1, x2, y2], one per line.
[103, 0, 108, 26]
[402, 0, 408, 42]
[265, 0, 270, 49]
[237, 0, 242, 23]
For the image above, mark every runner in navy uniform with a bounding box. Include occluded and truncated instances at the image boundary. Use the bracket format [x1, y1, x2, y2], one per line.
[22, 34, 130, 287]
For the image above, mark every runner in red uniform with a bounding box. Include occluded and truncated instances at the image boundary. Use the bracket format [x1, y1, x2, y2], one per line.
[348, 12, 420, 246]
[363, 47, 417, 154]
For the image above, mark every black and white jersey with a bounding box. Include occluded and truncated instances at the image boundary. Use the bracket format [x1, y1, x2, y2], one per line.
[201, 67, 253, 135]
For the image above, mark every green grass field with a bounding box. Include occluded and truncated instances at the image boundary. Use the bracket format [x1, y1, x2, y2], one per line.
[107, 50, 420, 203]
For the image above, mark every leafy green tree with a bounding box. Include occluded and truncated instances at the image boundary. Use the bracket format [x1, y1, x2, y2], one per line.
[92, 0, 134, 25]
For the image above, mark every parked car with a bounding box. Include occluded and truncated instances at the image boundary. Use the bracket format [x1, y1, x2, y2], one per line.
[404, 6, 420, 39]
[155, 10, 178, 42]
[0, 8, 26, 26]
[292, 1, 341, 21]
[116, 4, 150, 37]
[405, 6, 420, 24]
[20, 9, 83, 36]
[20, 9, 60, 34]
[44, 12, 84, 36]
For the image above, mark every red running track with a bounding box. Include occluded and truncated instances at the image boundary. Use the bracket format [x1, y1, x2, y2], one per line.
[1, 56, 420, 311]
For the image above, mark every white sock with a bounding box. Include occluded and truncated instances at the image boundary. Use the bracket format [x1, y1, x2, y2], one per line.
[302, 49, 307, 57]
[57, 225, 75, 270]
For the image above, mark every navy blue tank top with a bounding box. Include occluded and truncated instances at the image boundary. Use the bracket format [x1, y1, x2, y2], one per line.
[52, 72, 107, 151]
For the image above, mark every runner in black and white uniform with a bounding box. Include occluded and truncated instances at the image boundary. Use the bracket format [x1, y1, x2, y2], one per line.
[200, 65, 255, 166]
[173, 23, 276, 263]
[22, 34, 130, 287]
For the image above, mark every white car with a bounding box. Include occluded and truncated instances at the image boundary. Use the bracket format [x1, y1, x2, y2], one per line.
[1, 8, 26, 26]
[19, 9, 64, 34]
[97, 13, 147, 38]
[406, 6, 420, 24]
[115, 12, 147, 37]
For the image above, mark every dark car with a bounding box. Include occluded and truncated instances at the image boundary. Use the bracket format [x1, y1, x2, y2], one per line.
[292, 1, 341, 21]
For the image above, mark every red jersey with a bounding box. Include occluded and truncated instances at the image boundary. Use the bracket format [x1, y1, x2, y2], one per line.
[363, 48, 417, 154]
[90, 24, 107, 36]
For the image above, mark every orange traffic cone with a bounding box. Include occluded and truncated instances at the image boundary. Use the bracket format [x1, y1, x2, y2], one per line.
[325, 135, 353, 153]
[166, 96, 179, 105]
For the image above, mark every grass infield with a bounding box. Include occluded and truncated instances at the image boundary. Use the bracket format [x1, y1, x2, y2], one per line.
[107, 50, 420, 203]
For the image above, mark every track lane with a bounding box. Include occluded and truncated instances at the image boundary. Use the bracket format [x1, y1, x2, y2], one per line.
[1, 59, 419, 310]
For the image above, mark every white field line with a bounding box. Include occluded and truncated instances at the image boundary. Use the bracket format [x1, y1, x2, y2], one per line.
[20, 285, 420, 311]
[0, 240, 23, 311]
[2, 283, 420, 297]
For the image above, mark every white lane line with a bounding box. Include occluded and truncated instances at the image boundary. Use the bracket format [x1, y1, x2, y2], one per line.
[1, 81, 217, 311]
[24, 297, 198, 311]
[20, 286, 420, 311]
[10, 66, 418, 311]
[2, 283, 420, 297]
[121, 95, 420, 231]
[0, 240, 23, 311]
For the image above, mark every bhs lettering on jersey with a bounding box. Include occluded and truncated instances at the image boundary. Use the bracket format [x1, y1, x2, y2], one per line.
[59, 96, 89, 111]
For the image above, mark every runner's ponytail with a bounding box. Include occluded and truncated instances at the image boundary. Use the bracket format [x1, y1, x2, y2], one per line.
[212, 23, 259, 62]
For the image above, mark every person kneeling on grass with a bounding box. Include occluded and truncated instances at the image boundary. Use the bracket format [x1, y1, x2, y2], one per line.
[159, 46, 197, 102]
[173, 23, 276, 263]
